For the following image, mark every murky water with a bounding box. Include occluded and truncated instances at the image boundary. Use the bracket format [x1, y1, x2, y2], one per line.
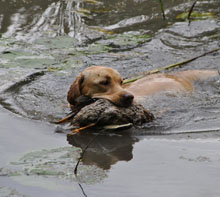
[0, 0, 220, 196]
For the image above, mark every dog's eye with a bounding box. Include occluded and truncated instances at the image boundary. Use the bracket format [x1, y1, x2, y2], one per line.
[120, 80, 123, 85]
[99, 80, 109, 86]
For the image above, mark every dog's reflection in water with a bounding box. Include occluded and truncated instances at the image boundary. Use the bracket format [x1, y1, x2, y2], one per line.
[67, 132, 138, 170]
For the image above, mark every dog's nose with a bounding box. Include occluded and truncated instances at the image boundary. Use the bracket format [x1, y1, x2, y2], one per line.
[122, 93, 134, 106]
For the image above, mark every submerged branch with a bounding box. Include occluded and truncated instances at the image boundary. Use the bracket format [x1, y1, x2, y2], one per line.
[188, 0, 197, 26]
[74, 132, 101, 176]
[158, 0, 166, 20]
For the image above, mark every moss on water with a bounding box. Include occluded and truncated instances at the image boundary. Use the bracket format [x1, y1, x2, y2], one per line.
[0, 187, 27, 197]
[107, 33, 152, 46]
[176, 12, 214, 20]
[0, 38, 55, 69]
[0, 31, 151, 73]
[1, 147, 107, 185]
[29, 168, 65, 176]
[74, 32, 152, 55]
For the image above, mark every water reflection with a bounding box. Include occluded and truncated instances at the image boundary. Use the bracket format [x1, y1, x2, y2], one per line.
[0, 0, 90, 41]
[67, 132, 138, 170]
[0, 0, 199, 41]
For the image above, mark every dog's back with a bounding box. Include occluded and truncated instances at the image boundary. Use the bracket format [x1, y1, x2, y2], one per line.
[126, 70, 218, 97]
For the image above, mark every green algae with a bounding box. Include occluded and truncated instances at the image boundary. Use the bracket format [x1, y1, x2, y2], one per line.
[0, 31, 151, 73]
[1, 147, 107, 185]
[28, 168, 65, 176]
[177, 11, 214, 21]
[75, 32, 152, 55]
[0, 186, 28, 197]
[107, 33, 152, 46]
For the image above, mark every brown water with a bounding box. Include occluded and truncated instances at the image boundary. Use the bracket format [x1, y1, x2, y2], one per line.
[0, 0, 220, 196]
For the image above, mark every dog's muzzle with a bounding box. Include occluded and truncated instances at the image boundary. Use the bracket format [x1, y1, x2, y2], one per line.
[121, 93, 134, 107]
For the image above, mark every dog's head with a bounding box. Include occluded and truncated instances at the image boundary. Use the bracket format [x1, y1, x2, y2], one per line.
[67, 66, 134, 107]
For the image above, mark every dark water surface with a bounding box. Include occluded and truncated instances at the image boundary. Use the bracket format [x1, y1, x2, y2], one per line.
[0, 0, 220, 196]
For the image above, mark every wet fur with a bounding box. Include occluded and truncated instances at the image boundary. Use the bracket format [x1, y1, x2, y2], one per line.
[68, 66, 218, 107]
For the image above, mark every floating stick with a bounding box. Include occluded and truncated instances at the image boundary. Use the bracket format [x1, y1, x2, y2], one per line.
[123, 47, 220, 84]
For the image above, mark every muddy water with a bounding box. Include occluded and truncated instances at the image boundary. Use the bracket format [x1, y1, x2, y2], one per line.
[0, 0, 220, 196]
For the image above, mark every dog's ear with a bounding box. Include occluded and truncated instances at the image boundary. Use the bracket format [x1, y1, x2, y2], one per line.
[67, 74, 84, 105]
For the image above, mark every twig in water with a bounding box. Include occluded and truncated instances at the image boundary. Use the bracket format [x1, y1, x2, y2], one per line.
[74, 132, 102, 176]
[78, 183, 88, 197]
[188, 0, 197, 26]
[123, 47, 220, 85]
[158, 0, 166, 20]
